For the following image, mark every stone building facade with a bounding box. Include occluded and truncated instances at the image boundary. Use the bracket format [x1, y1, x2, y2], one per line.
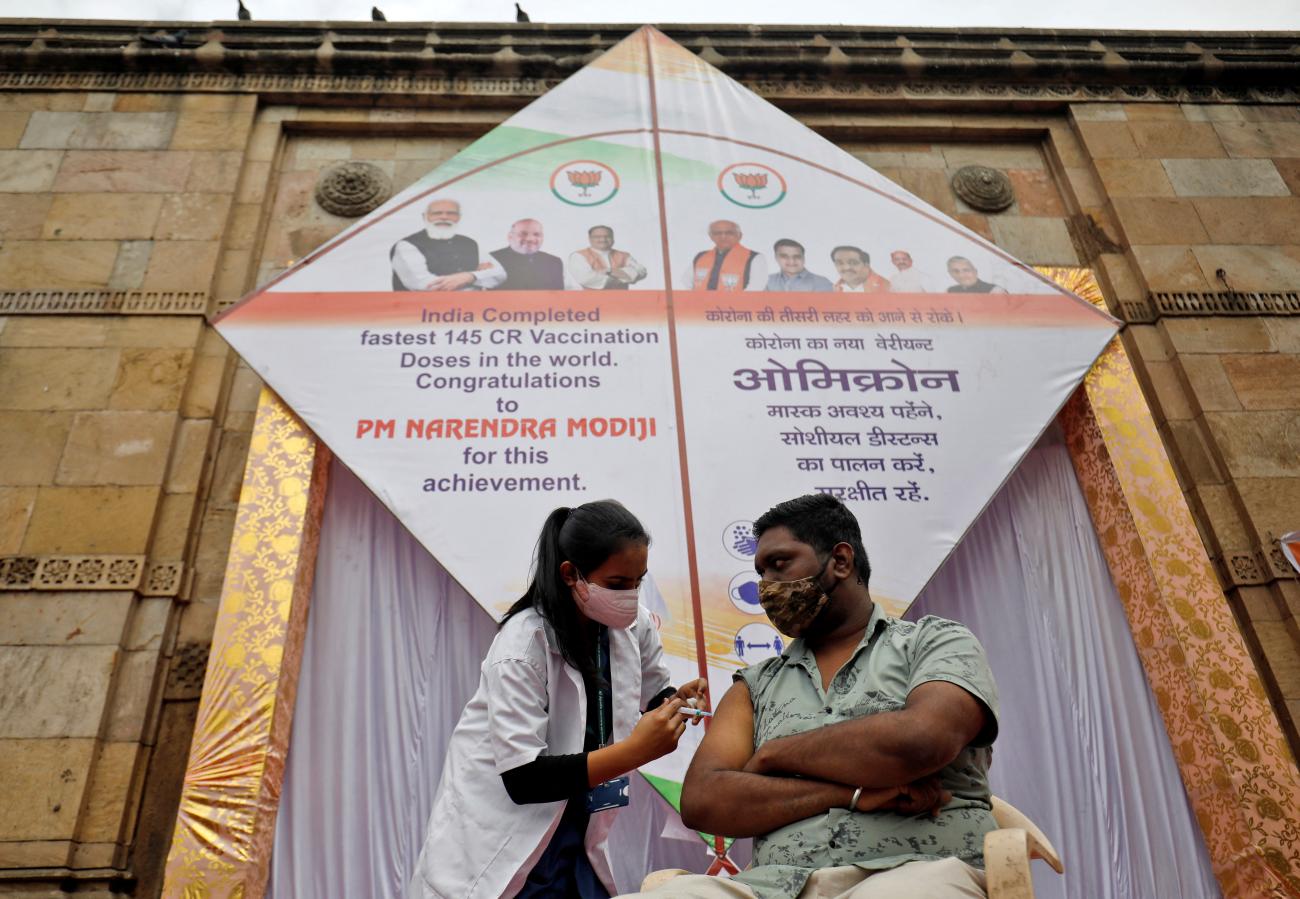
[0, 19, 1297, 896]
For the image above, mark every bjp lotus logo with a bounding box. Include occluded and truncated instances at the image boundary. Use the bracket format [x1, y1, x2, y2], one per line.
[733, 170, 767, 200]
[567, 169, 603, 197]
[551, 160, 619, 206]
[719, 162, 787, 209]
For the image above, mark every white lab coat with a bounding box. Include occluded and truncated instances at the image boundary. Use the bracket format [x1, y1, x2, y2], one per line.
[408, 604, 673, 899]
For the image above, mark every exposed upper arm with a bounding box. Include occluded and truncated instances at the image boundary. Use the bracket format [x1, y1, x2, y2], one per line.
[684, 680, 755, 779]
[903, 680, 987, 766]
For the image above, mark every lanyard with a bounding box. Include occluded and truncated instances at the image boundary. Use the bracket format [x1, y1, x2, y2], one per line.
[595, 626, 609, 747]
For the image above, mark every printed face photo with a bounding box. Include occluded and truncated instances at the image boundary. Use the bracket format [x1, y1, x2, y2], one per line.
[776, 245, 806, 275]
[509, 219, 545, 254]
[708, 221, 741, 251]
[832, 249, 867, 283]
[891, 251, 912, 270]
[948, 257, 979, 286]
[589, 227, 614, 250]
[424, 200, 461, 225]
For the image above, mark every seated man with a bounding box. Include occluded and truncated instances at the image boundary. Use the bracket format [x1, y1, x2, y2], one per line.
[632, 493, 998, 898]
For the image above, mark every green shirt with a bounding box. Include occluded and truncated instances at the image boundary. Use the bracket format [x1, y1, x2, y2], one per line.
[731, 605, 999, 899]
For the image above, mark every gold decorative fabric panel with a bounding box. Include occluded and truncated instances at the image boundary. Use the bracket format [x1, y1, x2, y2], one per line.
[1050, 267, 1300, 899]
[161, 388, 328, 899]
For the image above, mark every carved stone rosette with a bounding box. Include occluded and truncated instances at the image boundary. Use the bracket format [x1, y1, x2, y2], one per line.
[951, 164, 1015, 212]
[314, 161, 393, 217]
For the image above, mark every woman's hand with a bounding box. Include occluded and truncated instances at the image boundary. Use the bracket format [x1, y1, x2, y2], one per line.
[673, 678, 710, 724]
[624, 698, 688, 766]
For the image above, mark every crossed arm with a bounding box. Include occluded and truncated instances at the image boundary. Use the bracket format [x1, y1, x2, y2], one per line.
[679, 679, 986, 837]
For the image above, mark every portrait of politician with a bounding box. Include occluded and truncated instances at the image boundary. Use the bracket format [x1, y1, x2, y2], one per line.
[765, 238, 833, 292]
[389, 198, 505, 291]
[490, 218, 579, 290]
[946, 256, 1009, 294]
[831, 245, 891, 293]
[568, 225, 648, 290]
[679, 219, 767, 292]
[887, 250, 933, 293]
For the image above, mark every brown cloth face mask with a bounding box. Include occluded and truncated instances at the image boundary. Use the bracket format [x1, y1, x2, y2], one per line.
[758, 556, 836, 638]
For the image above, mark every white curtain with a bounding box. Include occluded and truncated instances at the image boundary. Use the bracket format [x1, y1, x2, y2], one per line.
[909, 428, 1219, 899]
[268, 460, 730, 899]
[270, 431, 1220, 898]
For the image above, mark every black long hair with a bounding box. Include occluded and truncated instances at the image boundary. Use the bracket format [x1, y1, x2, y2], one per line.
[502, 500, 650, 682]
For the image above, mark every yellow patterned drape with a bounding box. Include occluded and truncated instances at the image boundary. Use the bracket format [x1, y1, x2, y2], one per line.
[161, 388, 328, 899]
[1049, 267, 1300, 899]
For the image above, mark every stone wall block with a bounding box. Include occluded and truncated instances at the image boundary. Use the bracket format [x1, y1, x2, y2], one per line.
[29, 111, 176, 150]
[170, 111, 253, 151]
[1128, 245, 1210, 292]
[104, 650, 163, 743]
[1109, 197, 1209, 245]
[0, 487, 36, 553]
[1221, 353, 1300, 410]
[166, 418, 213, 494]
[180, 353, 229, 419]
[989, 217, 1079, 265]
[140, 240, 221, 291]
[0, 410, 72, 484]
[1273, 159, 1300, 196]
[1253, 620, 1300, 698]
[186, 149, 245, 193]
[78, 741, 147, 844]
[1075, 121, 1139, 159]
[111, 316, 202, 349]
[1203, 413, 1300, 479]
[190, 507, 236, 601]
[22, 485, 160, 554]
[54, 149, 192, 193]
[1069, 103, 1127, 122]
[0, 348, 119, 410]
[1164, 419, 1226, 485]
[0, 840, 73, 868]
[56, 410, 178, 486]
[1177, 354, 1243, 413]
[940, 144, 1045, 169]
[1093, 158, 1175, 197]
[1191, 483, 1252, 553]
[894, 168, 958, 215]
[125, 597, 173, 653]
[0, 593, 133, 646]
[150, 491, 197, 561]
[1123, 103, 1184, 122]
[0, 150, 63, 192]
[0, 193, 53, 239]
[1095, 253, 1144, 303]
[155, 193, 233, 241]
[1237, 478, 1300, 547]
[1061, 166, 1104, 208]
[1136, 359, 1194, 422]
[1236, 585, 1285, 623]
[0, 316, 110, 348]
[1006, 169, 1065, 216]
[1263, 319, 1300, 354]
[1213, 122, 1300, 158]
[0, 645, 117, 738]
[0, 239, 118, 289]
[1162, 158, 1289, 197]
[106, 240, 153, 291]
[42, 192, 163, 240]
[1192, 197, 1300, 245]
[1190, 245, 1300, 292]
[1161, 317, 1277, 355]
[0, 737, 95, 841]
[1180, 105, 1245, 123]
[0, 109, 30, 147]
[1128, 121, 1225, 158]
[109, 348, 193, 412]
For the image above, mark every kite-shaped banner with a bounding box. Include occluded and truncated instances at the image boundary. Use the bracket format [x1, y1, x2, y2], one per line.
[216, 26, 1119, 819]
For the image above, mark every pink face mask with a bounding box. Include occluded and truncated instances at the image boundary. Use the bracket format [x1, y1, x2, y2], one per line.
[572, 576, 640, 629]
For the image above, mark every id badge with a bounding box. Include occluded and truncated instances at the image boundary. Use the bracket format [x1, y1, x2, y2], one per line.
[585, 775, 630, 813]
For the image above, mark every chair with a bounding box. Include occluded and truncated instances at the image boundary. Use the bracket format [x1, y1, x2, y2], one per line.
[639, 795, 1063, 897]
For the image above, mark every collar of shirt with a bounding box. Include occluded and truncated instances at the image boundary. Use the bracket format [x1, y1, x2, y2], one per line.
[780, 601, 888, 676]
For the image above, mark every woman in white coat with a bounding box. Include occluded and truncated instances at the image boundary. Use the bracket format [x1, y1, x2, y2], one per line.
[409, 500, 708, 899]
